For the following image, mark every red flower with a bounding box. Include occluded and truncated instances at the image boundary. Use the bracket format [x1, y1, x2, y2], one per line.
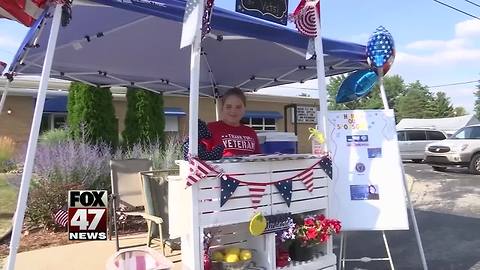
[315, 214, 326, 221]
[304, 218, 315, 227]
[306, 228, 318, 240]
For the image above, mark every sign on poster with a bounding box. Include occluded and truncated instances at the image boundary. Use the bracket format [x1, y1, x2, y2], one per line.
[326, 110, 409, 231]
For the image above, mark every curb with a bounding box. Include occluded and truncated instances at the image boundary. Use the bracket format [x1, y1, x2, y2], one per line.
[0, 226, 12, 243]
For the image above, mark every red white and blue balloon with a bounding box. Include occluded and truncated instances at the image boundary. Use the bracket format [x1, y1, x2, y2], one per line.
[366, 26, 395, 74]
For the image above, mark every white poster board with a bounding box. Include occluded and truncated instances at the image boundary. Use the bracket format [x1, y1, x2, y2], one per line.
[326, 109, 409, 231]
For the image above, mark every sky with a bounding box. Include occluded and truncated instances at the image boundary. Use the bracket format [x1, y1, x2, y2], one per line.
[1, 0, 480, 112]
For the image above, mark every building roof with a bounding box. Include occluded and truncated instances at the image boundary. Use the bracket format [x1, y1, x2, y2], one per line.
[396, 115, 480, 134]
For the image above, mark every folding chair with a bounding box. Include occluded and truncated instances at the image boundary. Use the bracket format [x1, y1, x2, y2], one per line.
[109, 159, 164, 253]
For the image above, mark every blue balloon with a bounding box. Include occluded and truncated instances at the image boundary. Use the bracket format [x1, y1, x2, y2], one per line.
[366, 26, 395, 69]
[336, 69, 378, 103]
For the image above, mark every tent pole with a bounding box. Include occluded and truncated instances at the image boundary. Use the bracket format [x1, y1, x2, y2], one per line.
[187, 29, 202, 157]
[0, 79, 11, 114]
[215, 98, 221, 121]
[314, 4, 328, 152]
[5, 5, 62, 270]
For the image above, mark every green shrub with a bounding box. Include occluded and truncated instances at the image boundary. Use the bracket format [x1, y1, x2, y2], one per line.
[67, 82, 118, 147]
[0, 137, 15, 172]
[39, 128, 69, 146]
[122, 87, 165, 148]
[26, 180, 84, 229]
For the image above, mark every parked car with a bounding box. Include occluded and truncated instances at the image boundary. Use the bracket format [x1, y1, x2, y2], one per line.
[424, 124, 480, 174]
[397, 128, 447, 162]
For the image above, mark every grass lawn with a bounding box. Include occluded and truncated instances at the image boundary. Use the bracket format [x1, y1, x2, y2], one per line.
[0, 174, 18, 238]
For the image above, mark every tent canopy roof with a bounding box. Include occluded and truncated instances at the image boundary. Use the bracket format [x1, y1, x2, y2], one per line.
[9, 0, 368, 96]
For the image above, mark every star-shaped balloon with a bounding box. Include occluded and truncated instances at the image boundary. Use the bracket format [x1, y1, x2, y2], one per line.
[366, 26, 395, 74]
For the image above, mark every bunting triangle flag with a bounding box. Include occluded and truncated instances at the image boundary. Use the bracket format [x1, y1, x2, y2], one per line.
[298, 167, 314, 192]
[220, 175, 240, 207]
[248, 183, 267, 209]
[319, 156, 333, 179]
[274, 180, 293, 207]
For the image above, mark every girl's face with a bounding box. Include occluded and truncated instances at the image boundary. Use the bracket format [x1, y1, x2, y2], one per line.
[221, 95, 246, 126]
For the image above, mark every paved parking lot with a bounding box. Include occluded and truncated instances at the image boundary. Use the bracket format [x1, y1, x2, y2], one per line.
[334, 162, 480, 270]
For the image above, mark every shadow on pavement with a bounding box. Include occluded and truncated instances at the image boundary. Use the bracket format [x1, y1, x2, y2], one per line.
[333, 209, 480, 270]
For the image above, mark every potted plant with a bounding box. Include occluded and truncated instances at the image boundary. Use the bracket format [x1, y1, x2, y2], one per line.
[288, 214, 341, 262]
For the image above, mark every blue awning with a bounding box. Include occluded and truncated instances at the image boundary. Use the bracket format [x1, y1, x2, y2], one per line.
[43, 96, 67, 113]
[244, 111, 283, 119]
[165, 107, 186, 116]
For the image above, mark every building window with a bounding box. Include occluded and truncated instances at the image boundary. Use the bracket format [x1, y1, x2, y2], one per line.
[241, 117, 277, 131]
[40, 113, 67, 133]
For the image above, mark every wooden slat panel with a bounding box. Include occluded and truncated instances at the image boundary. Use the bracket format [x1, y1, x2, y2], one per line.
[272, 196, 328, 215]
[200, 206, 271, 228]
[269, 159, 320, 172]
[272, 187, 328, 204]
[199, 185, 272, 212]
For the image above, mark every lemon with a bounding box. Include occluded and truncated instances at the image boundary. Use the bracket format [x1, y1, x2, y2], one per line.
[249, 213, 267, 236]
[224, 253, 240, 263]
[225, 247, 240, 255]
[240, 249, 252, 261]
[211, 251, 224, 262]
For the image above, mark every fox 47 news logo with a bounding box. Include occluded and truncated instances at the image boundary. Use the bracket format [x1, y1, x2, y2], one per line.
[68, 190, 108, 241]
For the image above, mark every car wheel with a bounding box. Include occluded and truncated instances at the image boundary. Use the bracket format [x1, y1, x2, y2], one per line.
[412, 159, 423, 163]
[468, 154, 480, 175]
[432, 166, 447, 172]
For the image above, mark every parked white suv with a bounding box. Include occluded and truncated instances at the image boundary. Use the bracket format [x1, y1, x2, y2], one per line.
[424, 124, 480, 174]
[397, 128, 447, 162]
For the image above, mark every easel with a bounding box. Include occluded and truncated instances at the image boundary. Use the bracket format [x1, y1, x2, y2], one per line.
[336, 73, 429, 270]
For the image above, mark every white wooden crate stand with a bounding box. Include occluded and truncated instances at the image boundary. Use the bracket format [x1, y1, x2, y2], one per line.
[169, 155, 336, 270]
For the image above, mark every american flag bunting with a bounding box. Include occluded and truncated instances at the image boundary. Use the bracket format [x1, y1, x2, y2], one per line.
[298, 167, 314, 192]
[186, 157, 216, 187]
[0, 0, 48, 27]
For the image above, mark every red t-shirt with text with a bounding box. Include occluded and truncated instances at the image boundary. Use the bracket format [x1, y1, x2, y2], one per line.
[204, 121, 261, 157]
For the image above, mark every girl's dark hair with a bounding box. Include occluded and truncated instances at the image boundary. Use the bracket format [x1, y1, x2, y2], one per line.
[221, 88, 246, 106]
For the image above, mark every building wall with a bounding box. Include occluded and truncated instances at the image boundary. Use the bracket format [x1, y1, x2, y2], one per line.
[0, 96, 34, 151]
[1, 95, 318, 154]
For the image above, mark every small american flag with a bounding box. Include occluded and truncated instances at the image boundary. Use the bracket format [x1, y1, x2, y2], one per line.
[298, 167, 314, 192]
[53, 205, 68, 227]
[0, 0, 48, 27]
[186, 157, 216, 187]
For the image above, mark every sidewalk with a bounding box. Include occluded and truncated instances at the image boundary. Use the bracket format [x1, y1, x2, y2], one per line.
[3, 233, 182, 270]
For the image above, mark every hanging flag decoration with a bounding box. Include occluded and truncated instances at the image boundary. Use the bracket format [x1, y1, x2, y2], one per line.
[186, 156, 332, 208]
[0, 0, 47, 27]
[201, 0, 214, 39]
[292, 0, 320, 37]
[298, 167, 314, 192]
[186, 157, 216, 188]
[336, 69, 378, 103]
[248, 183, 267, 209]
[366, 26, 395, 74]
[0, 61, 6, 74]
[274, 179, 292, 207]
[319, 155, 332, 179]
[220, 175, 240, 207]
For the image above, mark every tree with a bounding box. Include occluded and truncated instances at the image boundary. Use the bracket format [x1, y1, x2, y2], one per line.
[430, 91, 454, 118]
[475, 84, 480, 119]
[454, 106, 467, 116]
[122, 87, 165, 147]
[67, 82, 118, 147]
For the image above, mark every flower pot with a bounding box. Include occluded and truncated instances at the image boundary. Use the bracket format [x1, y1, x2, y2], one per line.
[288, 241, 315, 262]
